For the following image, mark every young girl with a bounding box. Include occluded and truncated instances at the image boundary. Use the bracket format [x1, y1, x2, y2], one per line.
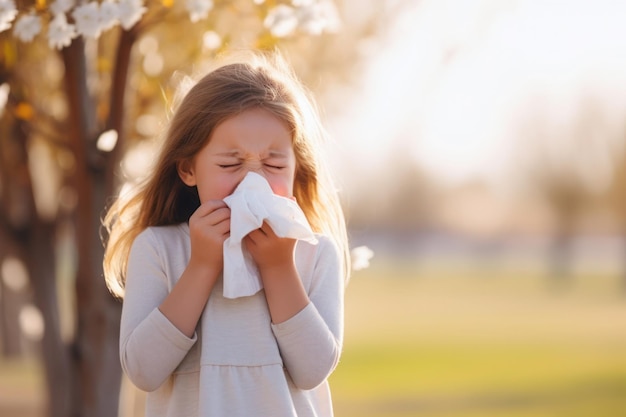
[103, 51, 349, 417]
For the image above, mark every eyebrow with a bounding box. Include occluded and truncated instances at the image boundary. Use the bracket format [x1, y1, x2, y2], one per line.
[213, 150, 289, 158]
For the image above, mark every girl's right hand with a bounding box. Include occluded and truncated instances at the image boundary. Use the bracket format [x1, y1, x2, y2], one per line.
[158, 200, 229, 337]
[187, 200, 231, 274]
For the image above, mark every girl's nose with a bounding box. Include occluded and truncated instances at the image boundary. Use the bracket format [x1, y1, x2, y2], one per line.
[244, 160, 263, 174]
[238, 161, 266, 184]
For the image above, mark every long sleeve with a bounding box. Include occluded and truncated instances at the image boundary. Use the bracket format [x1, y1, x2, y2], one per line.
[271, 236, 344, 390]
[118, 225, 339, 417]
[120, 228, 197, 392]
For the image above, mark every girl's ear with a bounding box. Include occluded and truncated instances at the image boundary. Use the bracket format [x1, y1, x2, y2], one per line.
[177, 160, 197, 186]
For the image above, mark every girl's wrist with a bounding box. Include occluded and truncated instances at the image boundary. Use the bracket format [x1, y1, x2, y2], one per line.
[186, 258, 222, 284]
[258, 261, 297, 283]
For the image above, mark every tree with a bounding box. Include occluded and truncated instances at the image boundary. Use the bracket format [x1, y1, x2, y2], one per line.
[513, 95, 619, 286]
[0, 1, 364, 416]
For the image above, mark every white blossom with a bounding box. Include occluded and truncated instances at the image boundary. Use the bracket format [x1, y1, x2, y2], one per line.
[1, 0, 336, 48]
[48, 13, 76, 50]
[0, 0, 18, 32]
[13, 13, 42, 42]
[351, 246, 374, 271]
[295, 0, 340, 35]
[292, 0, 315, 6]
[118, 0, 146, 30]
[73, 2, 102, 38]
[264, 4, 298, 38]
[186, 0, 213, 23]
[100, 0, 120, 32]
[50, 0, 74, 15]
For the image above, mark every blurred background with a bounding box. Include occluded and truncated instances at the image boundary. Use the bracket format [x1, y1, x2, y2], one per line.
[1, 0, 626, 416]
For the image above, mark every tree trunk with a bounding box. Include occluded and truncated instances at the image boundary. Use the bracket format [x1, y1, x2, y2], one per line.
[549, 229, 572, 287]
[0, 86, 74, 415]
[0, 25, 138, 417]
[28, 219, 74, 417]
[0, 278, 24, 357]
[62, 37, 123, 417]
[0, 80, 27, 359]
[548, 208, 575, 291]
[0, 237, 28, 358]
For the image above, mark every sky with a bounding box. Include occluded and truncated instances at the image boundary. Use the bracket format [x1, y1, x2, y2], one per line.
[326, 0, 626, 193]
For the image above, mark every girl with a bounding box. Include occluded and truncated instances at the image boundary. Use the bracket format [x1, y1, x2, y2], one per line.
[103, 51, 349, 417]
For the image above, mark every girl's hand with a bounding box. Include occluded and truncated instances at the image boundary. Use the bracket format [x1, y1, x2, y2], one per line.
[159, 200, 229, 337]
[244, 222, 307, 324]
[244, 222, 296, 275]
[187, 200, 230, 274]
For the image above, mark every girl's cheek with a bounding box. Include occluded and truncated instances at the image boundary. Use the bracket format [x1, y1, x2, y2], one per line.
[212, 177, 239, 200]
[269, 178, 293, 198]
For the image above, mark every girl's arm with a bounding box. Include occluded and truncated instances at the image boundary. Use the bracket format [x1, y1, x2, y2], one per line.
[120, 201, 229, 391]
[120, 228, 196, 392]
[245, 221, 309, 323]
[158, 200, 229, 337]
[245, 229, 344, 389]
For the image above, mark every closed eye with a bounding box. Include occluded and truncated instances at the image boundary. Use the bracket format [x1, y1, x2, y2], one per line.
[265, 164, 285, 170]
[218, 163, 241, 168]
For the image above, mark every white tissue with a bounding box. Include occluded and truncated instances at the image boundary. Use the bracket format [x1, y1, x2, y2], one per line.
[222, 172, 318, 299]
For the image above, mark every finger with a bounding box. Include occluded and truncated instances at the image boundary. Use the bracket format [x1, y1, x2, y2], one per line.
[213, 217, 231, 236]
[245, 229, 262, 244]
[193, 207, 230, 229]
[256, 226, 268, 237]
[194, 199, 229, 217]
[242, 234, 254, 249]
[259, 221, 275, 237]
[207, 207, 231, 225]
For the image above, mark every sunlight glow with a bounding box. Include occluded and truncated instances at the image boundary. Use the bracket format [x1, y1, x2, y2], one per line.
[19, 304, 44, 341]
[96, 129, 118, 152]
[1, 256, 28, 292]
[0, 83, 9, 117]
[328, 0, 626, 191]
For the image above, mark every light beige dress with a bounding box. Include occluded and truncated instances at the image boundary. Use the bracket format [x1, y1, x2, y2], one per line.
[120, 223, 344, 417]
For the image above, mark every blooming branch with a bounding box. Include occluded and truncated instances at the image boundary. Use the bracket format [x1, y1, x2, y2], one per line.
[264, 0, 339, 37]
[0, 0, 18, 32]
[0, 0, 339, 50]
[13, 12, 41, 42]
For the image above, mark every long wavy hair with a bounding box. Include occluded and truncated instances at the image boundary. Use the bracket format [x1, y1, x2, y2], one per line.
[102, 51, 349, 298]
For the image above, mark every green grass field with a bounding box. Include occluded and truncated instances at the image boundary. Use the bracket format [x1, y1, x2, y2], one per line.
[2, 258, 626, 417]
[330, 260, 626, 417]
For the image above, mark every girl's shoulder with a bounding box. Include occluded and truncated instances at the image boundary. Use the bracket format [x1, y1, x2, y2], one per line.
[313, 233, 339, 253]
[300, 233, 341, 266]
[133, 223, 190, 249]
[299, 233, 333, 253]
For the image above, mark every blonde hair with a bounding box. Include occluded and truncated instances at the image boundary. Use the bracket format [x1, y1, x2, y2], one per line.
[103, 51, 349, 298]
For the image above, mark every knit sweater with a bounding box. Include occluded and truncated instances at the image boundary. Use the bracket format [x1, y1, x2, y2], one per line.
[119, 223, 344, 417]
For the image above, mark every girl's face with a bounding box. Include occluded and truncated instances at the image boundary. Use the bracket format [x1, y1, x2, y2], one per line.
[178, 108, 296, 202]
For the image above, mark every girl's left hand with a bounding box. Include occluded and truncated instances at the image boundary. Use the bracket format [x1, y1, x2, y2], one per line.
[244, 222, 296, 274]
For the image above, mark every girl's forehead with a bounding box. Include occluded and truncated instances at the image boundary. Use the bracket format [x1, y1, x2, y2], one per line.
[207, 108, 292, 139]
